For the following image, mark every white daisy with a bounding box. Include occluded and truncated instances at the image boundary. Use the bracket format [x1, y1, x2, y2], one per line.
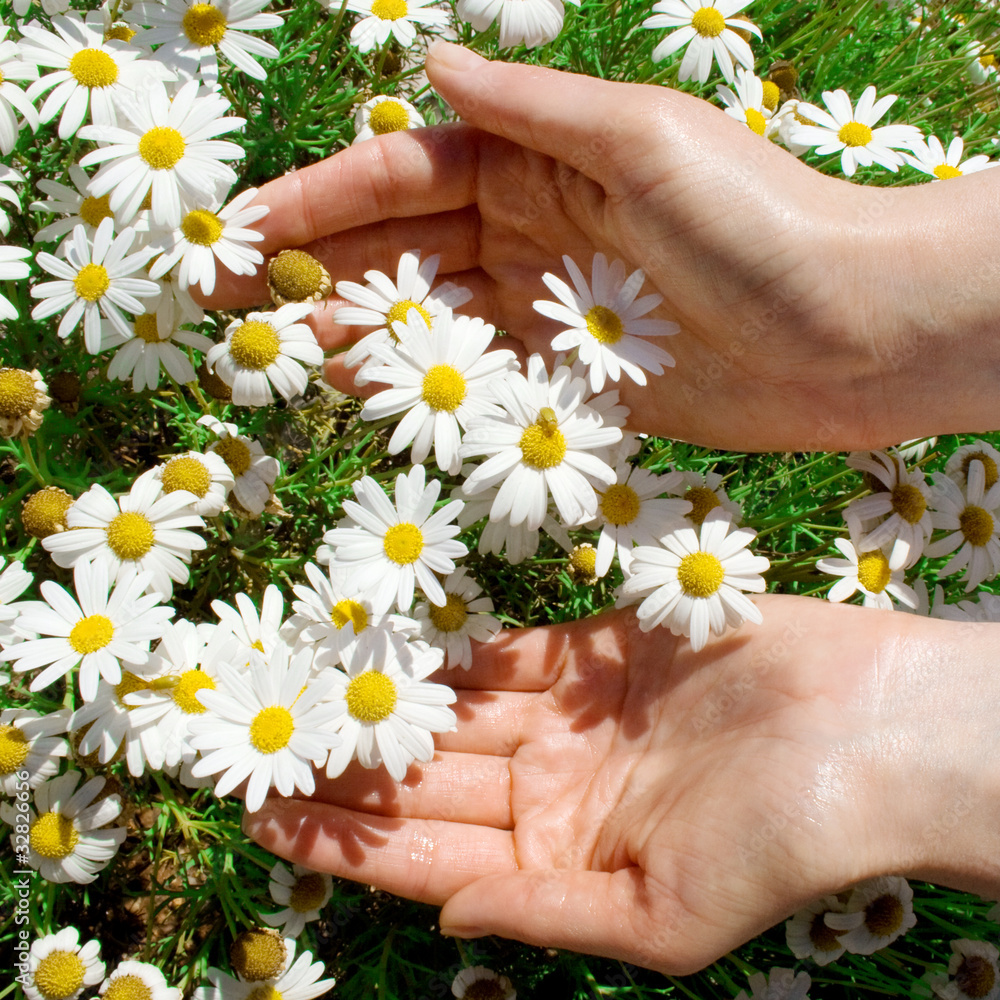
[903, 135, 997, 180]
[451, 967, 515, 999]
[716, 67, 775, 137]
[666, 469, 742, 526]
[460, 353, 622, 530]
[188, 642, 343, 812]
[2, 561, 172, 701]
[99, 962, 180, 1000]
[324, 629, 456, 782]
[772, 97, 819, 158]
[0, 164, 25, 237]
[19, 13, 162, 141]
[617, 509, 769, 652]
[642, 0, 761, 84]
[413, 566, 501, 670]
[592, 464, 690, 577]
[346, 0, 449, 53]
[734, 968, 811, 1000]
[816, 535, 917, 611]
[149, 186, 268, 296]
[360, 309, 518, 475]
[0, 708, 70, 795]
[0, 366, 49, 438]
[198, 414, 280, 515]
[31, 219, 158, 354]
[42, 471, 207, 600]
[352, 94, 425, 144]
[206, 301, 322, 406]
[785, 895, 848, 966]
[211, 583, 285, 661]
[937, 591, 1000, 624]
[825, 876, 917, 955]
[193, 941, 333, 1000]
[151, 449, 234, 517]
[127, 0, 283, 83]
[0, 555, 34, 647]
[929, 939, 1000, 1000]
[323, 464, 467, 613]
[456, 0, 573, 48]
[0, 770, 127, 884]
[261, 862, 334, 939]
[30, 165, 117, 245]
[0, 244, 33, 321]
[79, 78, 246, 228]
[788, 86, 922, 177]
[533, 253, 679, 393]
[946, 440, 1000, 491]
[0, 27, 39, 156]
[24, 927, 105, 1000]
[334, 250, 473, 371]
[966, 41, 998, 86]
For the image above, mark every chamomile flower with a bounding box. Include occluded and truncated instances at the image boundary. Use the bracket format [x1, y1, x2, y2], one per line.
[352, 94, 425, 143]
[262, 862, 334, 939]
[31, 165, 116, 244]
[824, 876, 917, 955]
[456, 0, 572, 48]
[0, 244, 33, 320]
[206, 302, 322, 406]
[0, 27, 39, 156]
[0, 708, 70, 795]
[0, 164, 25, 237]
[188, 642, 343, 812]
[946, 440, 1000, 490]
[0, 366, 50, 437]
[666, 469, 742, 526]
[966, 41, 998, 86]
[42, 472, 207, 601]
[79, 78, 246, 228]
[193, 941, 333, 1000]
[149, 187, 268, 296]
[452, 967, 516, 1000]
[413, 567, 501, 670]
[267, 249, 331, 307]
[788, 86, 922, 177]
[151, 450, 234, 517]
[360, 309, 518, 475]
[903, 135, 997, 180]
[734, 968, 811, 1000]
[31, 219, 158, 354]
[2, 561, 172, 701]
[99, 962, 180, 1000]
[929, 939, 1000, 1000]
[0, 555, 34, 647]
[128, 0, 282, 83]
[323, 464, 467, 613]
[534, 253, 679, 393]
[346, 0, 449, 53]
[642, 0, 760, 84]
[198, 414, 280, 515]
[460, 353, 621, 530]
[325, 629, 456, 781]
[211, 583, 285, 661]
[716, 67, 775, 136]
[0, 770, 127, 884]
[785, 895, 848, 966]
[24, 928, 105, 1000]
[617, 509, 768, 652]
[815, 536, 917, 611]
[335, 250, 473, 371]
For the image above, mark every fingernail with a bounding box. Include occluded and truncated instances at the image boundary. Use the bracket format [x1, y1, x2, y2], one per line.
[440, 925, 483, 938]
[427, 40, 483, 73]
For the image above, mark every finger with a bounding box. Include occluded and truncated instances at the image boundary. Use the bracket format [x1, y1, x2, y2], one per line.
[307, 750, 512, 828]
[244, 799, 515, 906]
[435, 689, 536, 756]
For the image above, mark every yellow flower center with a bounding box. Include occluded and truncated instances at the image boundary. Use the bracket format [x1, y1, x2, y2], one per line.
[73, 263, 110, 302]
[809, 911, 844, 952]
[600, 483, 640, 526]
[684, 485, 721, 525]
[956, 955, 996, 999]
[0, 724, 30, 773]
[133, 314, 161, 343]
[245, 987, 282, 1000]
[330, 598, 368, 632]
[173, 669, 215, 713]
[691, 6, 726, 36]
[33, 950, 87, 1000]
[229, 319, 282, 371]
[289, 872, 328, 912]
[761, 80, 780, 112]
[677, 551, 725, 598]
[249, 705, 294, 754]
[383, 522, 424, 565]
[68, 614, 114, 655]
[981, 53, 997, 68]
[231, 931, 286, 982]
[30, 811, 79, 859]
[837, 121, 873, 147]
[960, 505, 994, 547]
[890, 482, 926, 524]
[385, 298, 431, 334]
[864, 893, 904, 937]
[933, 163, 963, 179]
[961, 452, 999, 490]
[79, 193, 114, 228]
[421, 364, 466, 412]
[744, 107, 768, 135]
[368, 100, 412, 136]
[345, 670, 398, 723]
[68, 48, 119, 89]
[462, 981, 507, 1000]
[213, 436, 252, 477]
[569, 544, 597, 578]
[856, 549, 891, 594]
[428, 592, 468, 633]
[0, 368, 37, 417]
[105, 24, 137, 42]
[106, 511, 155, 560]
[585, 304, 625, 345]
[181, 209, 224, 246]
[161, 455, 212, 497]
[183, 3, 228, 45]
[115, 671, 149, 707]
[138, 126, 187, 170]
[519, 409, 566, 469]
[371, 0, 408, 17]
[22, 487, 74, 539]
[103, 975, 153, 1000]
[268, 250, 327, 301]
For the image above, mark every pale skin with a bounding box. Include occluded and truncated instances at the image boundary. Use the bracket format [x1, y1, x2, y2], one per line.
[214, 43, 1000, 974]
